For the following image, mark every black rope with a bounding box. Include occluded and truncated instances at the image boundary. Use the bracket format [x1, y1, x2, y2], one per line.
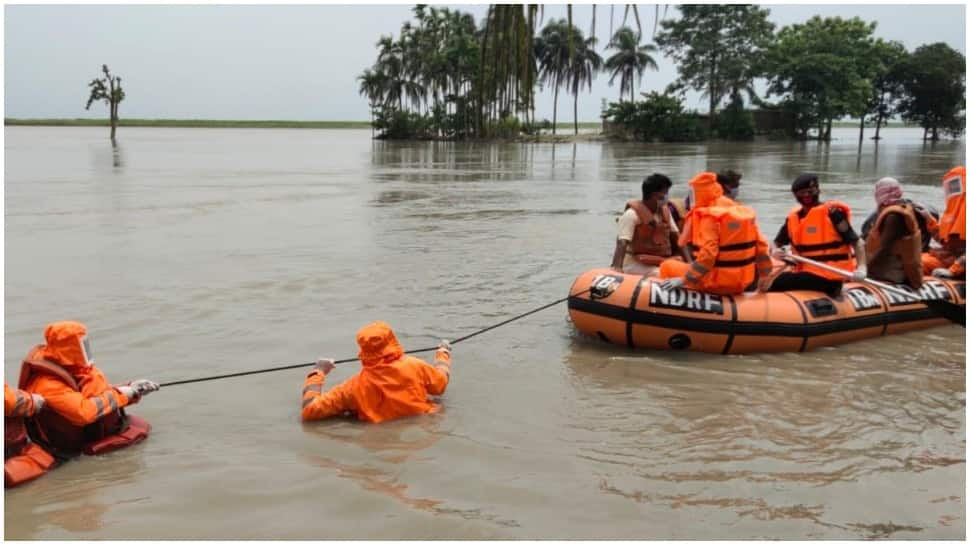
[159, 287, 591, 388]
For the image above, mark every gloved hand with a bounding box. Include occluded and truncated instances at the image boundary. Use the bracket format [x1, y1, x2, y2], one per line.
[131, 379, 160, 395]
[314, 358, 336, 375]
[659, 277, 685, 291]
[117, 385, 139, 401]
[932, 267, 954, 278]
[31, 393, 45, 412]
[437, 340, 452, 354]
[851, 265, 867, 282]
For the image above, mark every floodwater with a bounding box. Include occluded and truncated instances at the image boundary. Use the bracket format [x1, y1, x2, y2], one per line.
[3, 126, 965, 539]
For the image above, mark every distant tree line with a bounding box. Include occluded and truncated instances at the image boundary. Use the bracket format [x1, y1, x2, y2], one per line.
[358, 4, 965, 142]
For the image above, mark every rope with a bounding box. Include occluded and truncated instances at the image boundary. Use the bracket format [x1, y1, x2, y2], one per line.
[159, 287, 591, 388]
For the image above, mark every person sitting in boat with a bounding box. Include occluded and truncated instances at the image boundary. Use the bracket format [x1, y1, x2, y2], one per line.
[18, 321, 157, 461]
[5, 384, 54, 488]
[861, 196, 938, 252]
[767, 173, 867, 298]
[864, 177, 924, 289]
[923, 166, 966, 279]
[301, 321, 452, 424]
[611, 173, 687, 276]
[673, 169, 742, 227]
[657, 172, 773, 295]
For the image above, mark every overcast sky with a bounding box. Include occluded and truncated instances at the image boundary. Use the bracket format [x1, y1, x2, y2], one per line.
[4, 3, 966, 121]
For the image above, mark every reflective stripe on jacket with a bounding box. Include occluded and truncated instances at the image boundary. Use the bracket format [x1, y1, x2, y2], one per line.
[786, 201, 857, 280]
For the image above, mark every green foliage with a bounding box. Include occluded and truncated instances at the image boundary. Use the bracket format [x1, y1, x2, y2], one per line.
[655, 5, 774, 117]
[604, 26, 659, 102]
[763, 16, 881, 139]
[712, 96, 755, 140]
[604, 92, 705, 142]
[896, 42, 966, 140]
[85, 64, 124, 139]
[373, 107, 433, 140]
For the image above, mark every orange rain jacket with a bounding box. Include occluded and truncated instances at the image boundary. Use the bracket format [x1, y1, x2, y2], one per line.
[301, 321, 452, 424]
[4, 384, 39, 418]
[20, 322, 134, 428]
[661, 173, 771, 294]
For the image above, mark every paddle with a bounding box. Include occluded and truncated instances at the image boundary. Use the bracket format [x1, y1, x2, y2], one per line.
[783, 253, 965, 327]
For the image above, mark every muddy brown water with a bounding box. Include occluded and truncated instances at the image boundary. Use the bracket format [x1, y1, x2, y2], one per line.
[4, 126, 965, 539]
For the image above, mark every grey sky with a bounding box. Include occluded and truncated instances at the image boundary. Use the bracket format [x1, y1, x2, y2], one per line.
[4, 3, 965, 121]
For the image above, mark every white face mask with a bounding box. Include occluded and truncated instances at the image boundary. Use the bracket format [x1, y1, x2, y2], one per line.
[80, 336, 94, 365]
[727, 186, 740, 199]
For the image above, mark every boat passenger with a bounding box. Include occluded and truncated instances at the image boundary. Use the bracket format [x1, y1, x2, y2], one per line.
[864, 177, 924, 289]
[924, 166, 966, 279]
[678, 169, 742, 216]
[658, 172, 772, 295]
[5, 384, 53, 488]
[301, 321, 452, 424]
[768, 173, 867, 297]
[18, 321, 157, 460]
[611, 173, 687, 276]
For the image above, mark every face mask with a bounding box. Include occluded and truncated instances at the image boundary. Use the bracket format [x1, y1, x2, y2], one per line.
[727, 187, 740, 199]
[657, 195, 668, 206]
[798, 194, 819, 206]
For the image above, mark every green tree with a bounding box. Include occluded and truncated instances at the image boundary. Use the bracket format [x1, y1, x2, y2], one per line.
[85, 64, 125, 142]
[866, 40, 908, 140]
[477, 4, 539, 136]
[357, 68, 386, 137]
[655, 5, 774, 124]
[535, 19, 573, 135]
[604, 27, 658, 102]
[566, 32, 602, 135]
[763, 16, 880, 140]
[897, 42, 966, 140]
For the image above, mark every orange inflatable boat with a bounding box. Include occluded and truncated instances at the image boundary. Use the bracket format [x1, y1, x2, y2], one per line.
[568, 268, 966, 354]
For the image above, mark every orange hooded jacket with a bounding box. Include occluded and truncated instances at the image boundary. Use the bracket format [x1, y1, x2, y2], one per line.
[20, 321, 133, 427]
[301, 321, 452, 424]
[4, 384, 39, 418]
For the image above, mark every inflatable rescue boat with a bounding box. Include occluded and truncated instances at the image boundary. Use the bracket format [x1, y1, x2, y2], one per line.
[568, 268, 966, 354]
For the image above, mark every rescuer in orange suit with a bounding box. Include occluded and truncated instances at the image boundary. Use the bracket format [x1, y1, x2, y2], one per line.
[5, 384, 54, 488]
[301, 321, 453, 424]
[657, 172, 773, 295]
[923, 166, 966, 279]
[18, 321, 158, 459]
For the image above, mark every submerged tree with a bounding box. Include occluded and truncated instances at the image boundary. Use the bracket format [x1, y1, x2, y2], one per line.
[896, 42, 966, 140]
[85, 64, 125, 142]
[655, 5, 774, 124]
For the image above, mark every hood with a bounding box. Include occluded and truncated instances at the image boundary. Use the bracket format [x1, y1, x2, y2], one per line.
[689, 172, 724, 209]
[40, 321, 89, 369]
[943, 166, 965, 202]
[356, 321, 405, 368]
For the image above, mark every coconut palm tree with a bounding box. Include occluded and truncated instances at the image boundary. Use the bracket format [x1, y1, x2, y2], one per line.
[536, 19, 573, 135]
[604, 26, 658, 102]
[567, 33, 602, 134]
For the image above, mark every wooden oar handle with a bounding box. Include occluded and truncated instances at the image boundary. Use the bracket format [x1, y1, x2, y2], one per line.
[784, 253, 920, 301]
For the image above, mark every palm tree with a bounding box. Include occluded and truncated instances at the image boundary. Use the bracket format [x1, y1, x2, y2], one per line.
[604, 26, 658, 102]
[536, 19, 572, 135]
[567, 34, 602, 134]
[357, 68, 386, 137]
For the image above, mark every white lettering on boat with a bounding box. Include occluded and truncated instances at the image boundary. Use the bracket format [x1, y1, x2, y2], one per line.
[845, 287, 881, 311]
[881, 280, 952, 307]
[649, 283, 724, 314]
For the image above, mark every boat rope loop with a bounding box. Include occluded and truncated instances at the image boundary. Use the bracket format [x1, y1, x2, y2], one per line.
[159, 288, 590, 388]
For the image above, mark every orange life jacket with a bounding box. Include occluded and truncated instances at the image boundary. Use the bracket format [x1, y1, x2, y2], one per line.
[625, 199, 673, 265]
[18, 351, 150, 459]
[786, 201, 857, 280]
[866, 203, 923, 289]
[686, 205, 761, 295]
[938, 166, 966, 243]
[5, 385, 55, 488]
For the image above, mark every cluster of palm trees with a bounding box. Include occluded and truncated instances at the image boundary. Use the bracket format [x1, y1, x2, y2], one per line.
[357, 5, 661, 138]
